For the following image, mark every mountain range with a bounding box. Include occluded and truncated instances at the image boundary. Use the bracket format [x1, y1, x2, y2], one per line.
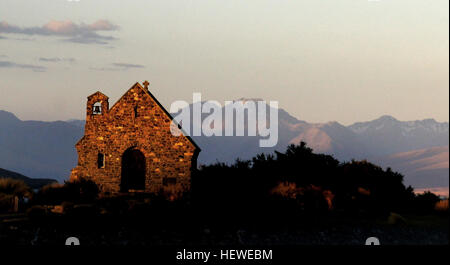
[0, 105, 448, 193]
[0, 110, 81, 183]
[375, 146, 449, 190]
[0, 167, 56, 189]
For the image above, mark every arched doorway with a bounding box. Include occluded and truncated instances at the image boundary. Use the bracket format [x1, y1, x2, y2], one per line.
[121, 147, 146, 192]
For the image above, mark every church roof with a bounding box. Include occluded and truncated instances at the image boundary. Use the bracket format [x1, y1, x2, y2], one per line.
[111, 82, 201, 151]
[87, 91, 109, 99]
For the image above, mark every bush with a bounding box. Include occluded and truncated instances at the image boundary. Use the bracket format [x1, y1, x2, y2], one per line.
[387, 212, 407, 226]
[64, 204, 99, 219]
[271, 182, 300, 199]
[65, 178, 100, 202]
[193, 142, 416, 219]
[0, 193, 15, 212]
[0, 178, 32, 213]
[0, 178, 31, 197]
[271, 182, 334, 212]
[161, 183, 186, 201]
[33, 178, 99, 205]
[34, 183, 65, 205]
[435, 199, 449, 212]
[414, 191, 441, 214]
[26, 205, 49, 223]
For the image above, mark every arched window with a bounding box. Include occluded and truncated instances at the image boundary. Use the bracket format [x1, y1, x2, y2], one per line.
[134, 105, 138, 118]
[93, 102, 102, 115]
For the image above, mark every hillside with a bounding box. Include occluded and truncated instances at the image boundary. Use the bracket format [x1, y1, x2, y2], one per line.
[0, 167, 56, 189]
[349, 115, 449, 156]
[0, 108, 448, 190]
[375, 146, 449, 193]
[0, 110, 82, 182]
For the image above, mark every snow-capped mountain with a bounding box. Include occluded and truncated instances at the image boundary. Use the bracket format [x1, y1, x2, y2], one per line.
[348, 115, 449, 157]
[0, 107, 448, 190]
[350, 115, 449, 136]
[375, 146, 449, 193]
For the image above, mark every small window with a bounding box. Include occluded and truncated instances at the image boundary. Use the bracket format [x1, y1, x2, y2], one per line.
[134, 106, 138, 118]
[93, 102, 102, 115]
[97, 153, 105, 168]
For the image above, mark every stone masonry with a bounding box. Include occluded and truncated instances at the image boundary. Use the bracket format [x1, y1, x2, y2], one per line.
[70, 81, 200, 194]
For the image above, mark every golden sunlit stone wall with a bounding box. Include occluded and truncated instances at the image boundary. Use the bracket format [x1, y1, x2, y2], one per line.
[70, 82, 199, 194]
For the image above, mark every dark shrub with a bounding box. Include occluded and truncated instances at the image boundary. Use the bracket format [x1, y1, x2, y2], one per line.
[64, 178, 100, 203]
[414, 191, 442, 214]
[192, 141, 418, 223]
[33, 178, 99, 205]
[0, 178, 32, 213]
[33, 183, 66, 205]
[65, 204, 99, 218]
[26, 205, 49, 224]
[0, 193, 14, 212]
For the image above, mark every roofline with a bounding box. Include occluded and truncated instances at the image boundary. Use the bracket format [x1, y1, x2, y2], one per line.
[139, 83, 201, 151]
[109, 82, 140, 111]
[87, 91, 109, 99]
[110, 82, 201, 151]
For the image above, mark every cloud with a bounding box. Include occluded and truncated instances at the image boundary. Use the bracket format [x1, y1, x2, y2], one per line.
[88, 20, 118, 31]
[0, 35, 7, 39]
[90, 67, 122, 72]
[64, 34, 115, 45]
[112, 63, 145, 69]
[39, 57, 76, 63]
[12, 37, 35, 41]
[0, 60, 46, 72]
[0, 20, 119, 44]
[91, 63, 145, 71]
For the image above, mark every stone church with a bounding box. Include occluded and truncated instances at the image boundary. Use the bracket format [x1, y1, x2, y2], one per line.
[70, 81, 200, 194]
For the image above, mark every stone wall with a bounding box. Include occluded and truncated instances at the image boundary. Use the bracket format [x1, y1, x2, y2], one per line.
[70, 82, 199, 194]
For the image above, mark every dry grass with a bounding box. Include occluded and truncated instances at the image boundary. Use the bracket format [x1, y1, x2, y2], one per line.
[271, 182, 302, 199]
[435, 199, 449, 212]
[0, 178, 31, 197]
[271, 182, 335, 210]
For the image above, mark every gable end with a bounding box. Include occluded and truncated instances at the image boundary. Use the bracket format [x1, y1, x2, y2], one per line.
[110, 82, 201, 151]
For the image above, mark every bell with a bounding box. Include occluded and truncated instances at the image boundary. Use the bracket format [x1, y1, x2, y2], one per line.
[93, 105, 101, 114]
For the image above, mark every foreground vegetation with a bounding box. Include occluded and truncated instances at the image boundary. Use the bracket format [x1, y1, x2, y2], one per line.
[0, 142, 448, 245]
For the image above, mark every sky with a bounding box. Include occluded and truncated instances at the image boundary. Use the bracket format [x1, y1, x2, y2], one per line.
[0, 0, 448, 125]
